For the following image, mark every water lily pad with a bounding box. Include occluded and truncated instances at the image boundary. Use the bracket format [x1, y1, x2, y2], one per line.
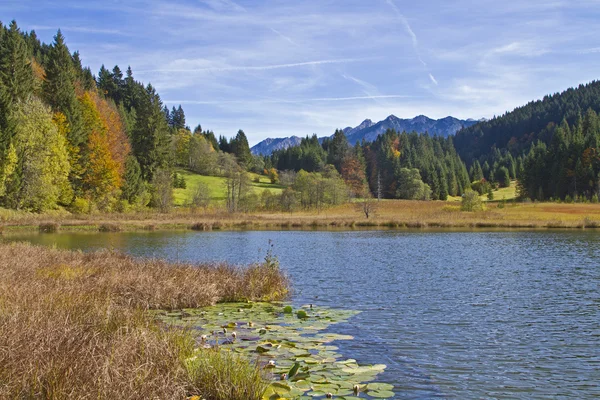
[156, 302, 394, 400]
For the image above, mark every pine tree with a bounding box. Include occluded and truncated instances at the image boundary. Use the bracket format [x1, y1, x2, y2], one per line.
[131, 84, 171, 180]
[43, 30, 84, 146]
[122, 155, 145, 203]
[231, 129, 252, 167]
[327, 129, 349, 172]
[0, 20, 34, 174]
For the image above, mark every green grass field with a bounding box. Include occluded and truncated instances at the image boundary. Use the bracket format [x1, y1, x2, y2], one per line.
[448, 181, 518, 203]
[489, 181, 518, 202]
[173, 169, 285, 206]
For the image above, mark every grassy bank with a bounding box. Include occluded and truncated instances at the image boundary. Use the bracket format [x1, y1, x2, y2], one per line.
[0, 243, 288, 399]
[173, 169, 285, 206]
[2, 199, 600, 233]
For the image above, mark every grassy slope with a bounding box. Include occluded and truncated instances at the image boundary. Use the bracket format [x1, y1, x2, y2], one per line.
[448, 181, 518, 202]
[173, 169, 285, 206]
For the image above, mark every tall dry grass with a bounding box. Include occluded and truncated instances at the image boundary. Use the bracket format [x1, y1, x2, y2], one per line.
[0, 243, 288, 399]
[3, 200, 600, 232]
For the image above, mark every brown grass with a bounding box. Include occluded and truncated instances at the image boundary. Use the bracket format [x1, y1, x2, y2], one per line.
[0, 243, 288, 399]
[3, 200, 600, 232]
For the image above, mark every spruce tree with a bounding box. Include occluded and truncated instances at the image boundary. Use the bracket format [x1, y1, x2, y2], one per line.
[43, 30, 84, 146]
[0, 20, 35, 184]
[131, 84, 171, 180]
[231, 129, 252, 167]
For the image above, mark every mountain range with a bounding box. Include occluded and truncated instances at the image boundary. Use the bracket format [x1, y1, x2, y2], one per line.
[251, 115, 482, 155]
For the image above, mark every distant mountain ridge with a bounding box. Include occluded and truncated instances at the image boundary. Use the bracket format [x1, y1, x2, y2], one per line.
[250, 136, 303, 156]
[344, 115, 480, 145]
[251, 115, 481, 155]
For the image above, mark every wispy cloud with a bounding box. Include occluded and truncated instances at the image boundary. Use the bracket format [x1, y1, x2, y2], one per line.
[269, 28, 297, 45]
[137, 58, 371, 74]
[30, 25, 125, 35]
[385, 0, 426, 67]
[578, 47, 600, 54]
[429, 74, 438, 85]
[489, 41, 550, 57]
[166, 95, 412, 105]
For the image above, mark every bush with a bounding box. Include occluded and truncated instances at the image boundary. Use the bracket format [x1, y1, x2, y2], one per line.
[99, 223, 122, 232]
[592, 194, 599, 204]
[39, 222, 60, 233]
[191, 183, 211, 211]
[70, 197, 91, 214]
[190, 222, 212, 231]
[173, 173, 187, 189]
[471, 179, 491, 195]
[461, 190, 485, 212]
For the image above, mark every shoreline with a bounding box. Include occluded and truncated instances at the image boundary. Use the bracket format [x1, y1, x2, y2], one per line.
[2, 200, 600, 234]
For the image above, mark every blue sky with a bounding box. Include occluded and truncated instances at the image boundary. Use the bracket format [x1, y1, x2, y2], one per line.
[2, 0, 600, 145]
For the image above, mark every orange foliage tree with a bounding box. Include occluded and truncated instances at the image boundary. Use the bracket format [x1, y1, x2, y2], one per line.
[341, 154, 367, 196]
[78, 91, 130, 200]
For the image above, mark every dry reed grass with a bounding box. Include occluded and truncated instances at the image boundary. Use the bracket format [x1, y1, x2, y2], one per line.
[0, 243, 288, 399]
[3, 200, 600, 232]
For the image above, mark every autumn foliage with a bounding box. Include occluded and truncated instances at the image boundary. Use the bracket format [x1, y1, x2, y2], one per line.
[79, 91, 130, 200]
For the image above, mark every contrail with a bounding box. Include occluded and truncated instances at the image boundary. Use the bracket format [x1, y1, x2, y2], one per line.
[166, 95, 411, 105]
[137, 58, 370, 74]
[385, 0, 426, 67]
[270, 28, 296, 45]
[386, 0, 439, 85]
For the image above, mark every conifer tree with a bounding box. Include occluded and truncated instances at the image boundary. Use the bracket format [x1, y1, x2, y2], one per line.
[131, 84, 171, 180]
[231, 129, 252, 167]
[43, 30, 84, 146]
[0, 21, 34, 170]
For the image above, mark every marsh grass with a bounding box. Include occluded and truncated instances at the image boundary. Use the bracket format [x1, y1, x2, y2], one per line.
[39, 222, 60, 233]
[98, 222, 122, 232]
[3, 200, 600, 232]
[185, 349, 268, 400]
[0, 243, 289, 399]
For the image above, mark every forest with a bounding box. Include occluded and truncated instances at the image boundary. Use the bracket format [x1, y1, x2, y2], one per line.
[2, 18, 600, 214]
[454, 80, 600, 201]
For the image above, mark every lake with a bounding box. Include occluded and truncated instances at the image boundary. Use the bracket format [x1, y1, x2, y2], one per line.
[4, 230, 599, 399]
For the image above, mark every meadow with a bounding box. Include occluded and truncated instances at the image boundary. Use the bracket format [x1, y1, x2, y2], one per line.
[173, 169, 285, 206]
[1, 172, 599, 232]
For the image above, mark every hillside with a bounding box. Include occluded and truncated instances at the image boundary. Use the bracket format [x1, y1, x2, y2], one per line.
[173, 169, 284, 206]
[454, 80, 600, 164]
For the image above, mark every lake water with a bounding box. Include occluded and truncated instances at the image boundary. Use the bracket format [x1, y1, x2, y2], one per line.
[4, 230, 600, 399]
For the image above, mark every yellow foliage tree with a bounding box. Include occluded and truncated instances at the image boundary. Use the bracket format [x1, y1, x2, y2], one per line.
[78, 92, 130, 201]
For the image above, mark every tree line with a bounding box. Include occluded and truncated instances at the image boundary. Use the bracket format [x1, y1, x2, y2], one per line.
[270, 128, 471, 201]
[454, 79, 600, 201]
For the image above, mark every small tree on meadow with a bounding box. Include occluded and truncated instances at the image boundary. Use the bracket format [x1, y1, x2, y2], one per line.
[151, 169, 173, 212]
[355, 189, 378, 219]
[191, 182, 211, 212]
[461, 189, 484, 212]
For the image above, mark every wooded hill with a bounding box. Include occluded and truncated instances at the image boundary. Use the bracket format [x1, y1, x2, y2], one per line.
[454, 81, 600, 201]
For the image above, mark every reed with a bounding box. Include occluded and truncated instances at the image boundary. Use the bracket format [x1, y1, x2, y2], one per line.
[0, 243, 289, 399]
